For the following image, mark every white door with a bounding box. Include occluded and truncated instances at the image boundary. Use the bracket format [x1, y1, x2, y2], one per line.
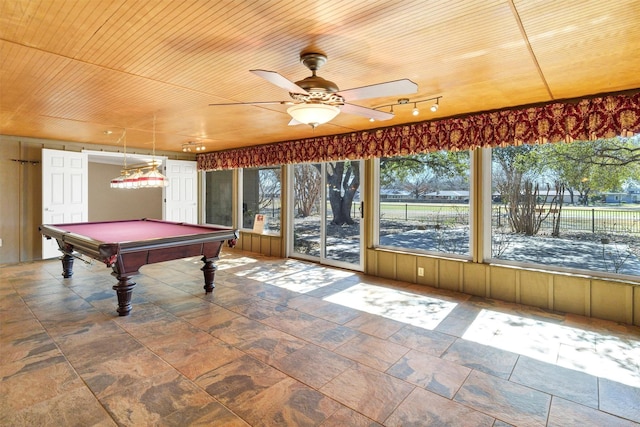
[42, 149, 88, 259]
[164, 159, 198, 223]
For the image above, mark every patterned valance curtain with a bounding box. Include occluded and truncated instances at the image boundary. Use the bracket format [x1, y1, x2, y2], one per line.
[198, 91, 640, 171]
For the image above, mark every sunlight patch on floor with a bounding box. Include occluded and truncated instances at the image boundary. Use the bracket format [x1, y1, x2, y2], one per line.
[216, 256, 260, 270]
[463, 310, 640, 387]
[269, 268, 356, 293]
[231, 259, 313, 281]
[324, 283, 457, 330]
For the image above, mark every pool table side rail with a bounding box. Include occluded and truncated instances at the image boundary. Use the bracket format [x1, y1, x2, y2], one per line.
[40, 223, 109, 261]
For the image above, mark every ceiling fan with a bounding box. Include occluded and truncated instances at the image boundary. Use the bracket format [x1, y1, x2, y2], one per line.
[209, 52, 418, 127]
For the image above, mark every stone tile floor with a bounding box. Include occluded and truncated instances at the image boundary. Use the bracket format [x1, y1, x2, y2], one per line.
[1, 250, 639, 426]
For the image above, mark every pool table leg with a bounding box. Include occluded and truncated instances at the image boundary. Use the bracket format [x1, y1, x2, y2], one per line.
[201, 256, 218, 293]
[112, 274, 136, 316]
[61, 253, 74, 278]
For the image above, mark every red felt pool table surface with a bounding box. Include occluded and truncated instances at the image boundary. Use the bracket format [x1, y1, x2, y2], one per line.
[57, 220, 224, 243]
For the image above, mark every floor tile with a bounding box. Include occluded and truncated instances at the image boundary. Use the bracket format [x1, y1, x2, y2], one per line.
[99, 370, 214, 425]
[160, 400, 250, 426]
[298, 321, 360, 350]
[334, 333, 409, 371]
[210, 316, 307, 364]
[195, 354, 289, 405]
[228, 299, 288, 320]
[547, 396, 639, 427]
[286, 294, 362, 324]
[152, 332, 246, 380]
[319, 406, 382, 427]
[271, 343, 355, 389]
[454, 370, 551, 427]
[387, 348, 471, 398]
[0, 386, 117, 427]
[434, 312, 476, 336]
[345, 312, 406, 339]
[599, 378, 640, 423]
[442, 338, 519, 379]
[0, 358, 84, 412]
[79, 347, 175, 398]
[320, 364, 415, 424]
[181, 304, 242, 331]
[233, 377, 342, 426]
[384, 386, 495, 427]
[510, 356, 598, 408]
[261, 307, 328, 334]
[0, 329, 60, 366]
[388, 323, 456, 356]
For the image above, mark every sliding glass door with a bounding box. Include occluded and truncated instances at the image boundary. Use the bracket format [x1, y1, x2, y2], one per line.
[289, 161, 363, 271]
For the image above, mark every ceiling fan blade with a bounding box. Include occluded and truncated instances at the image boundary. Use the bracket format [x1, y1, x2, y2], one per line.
[209, 101, 292, 106]
[250, 70, 309, 94]
[338, 79, 418, 101]
[341, 103, 394, 121]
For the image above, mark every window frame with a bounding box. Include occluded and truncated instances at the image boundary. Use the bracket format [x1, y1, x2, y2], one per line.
[238, 165, 283, 236]
[484, 144, 640, 281]
[373, 150, 475, 260]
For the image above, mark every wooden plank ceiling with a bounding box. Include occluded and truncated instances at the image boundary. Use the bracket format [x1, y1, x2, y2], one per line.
[1, 0, 639, 153]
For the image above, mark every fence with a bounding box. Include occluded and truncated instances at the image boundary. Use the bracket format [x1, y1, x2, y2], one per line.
[379, 203, 469, 226]
[378, 202, 640, 236]
[493, 206, 640, 235]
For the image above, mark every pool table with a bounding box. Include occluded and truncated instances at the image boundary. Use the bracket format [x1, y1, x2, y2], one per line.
[39, 219, 238, 316]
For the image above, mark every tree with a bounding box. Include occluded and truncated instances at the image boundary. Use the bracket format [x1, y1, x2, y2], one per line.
[327, 161, 360, 225]
[492, 145, 542, 205]
[294, 164, 321, 217]
[401, 170, 436, 199]
[493, 145, 550, 235]
[257, 168, 281, 210]
[542, 139, 639, 205]
[380, 151, 469, 188]
[576, 135, 640, 167]
[293, 161, 360, 225]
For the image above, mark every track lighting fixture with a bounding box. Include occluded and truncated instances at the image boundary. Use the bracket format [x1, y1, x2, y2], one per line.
[182, 141, 206, 152]
[371, 96, 442, 121]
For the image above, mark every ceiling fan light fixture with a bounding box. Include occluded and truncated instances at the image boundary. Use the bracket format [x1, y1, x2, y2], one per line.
[287, 103, 340, 127]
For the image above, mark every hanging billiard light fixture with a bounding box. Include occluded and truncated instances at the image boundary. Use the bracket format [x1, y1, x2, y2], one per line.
[109, 116, 169, 189]
[138, 115, 169, 188]
[110, 129, 129, 189]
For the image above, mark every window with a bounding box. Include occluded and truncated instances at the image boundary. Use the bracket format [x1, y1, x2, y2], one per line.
[241, 166, 281, 234]
[490, 136, 640, 277]
[204, 169, 233, 227]
[376, 151, 472, 256]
